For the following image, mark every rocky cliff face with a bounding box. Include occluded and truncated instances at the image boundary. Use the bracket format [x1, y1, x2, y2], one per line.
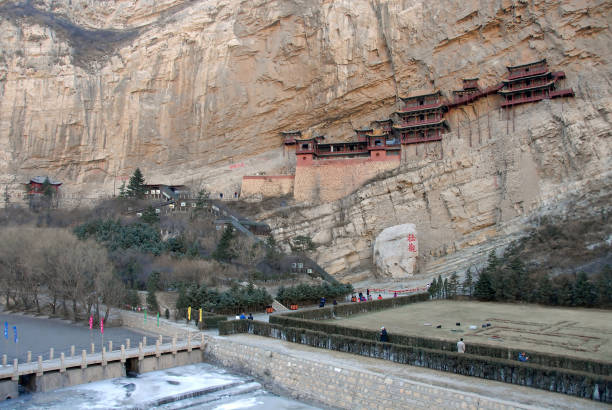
[0, 0, 610, 280]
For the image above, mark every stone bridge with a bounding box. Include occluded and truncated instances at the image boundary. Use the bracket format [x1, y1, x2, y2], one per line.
[0, 333, 205, 400]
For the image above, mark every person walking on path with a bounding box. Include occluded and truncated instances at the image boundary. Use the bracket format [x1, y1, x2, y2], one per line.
[319, 297, 326, 308]
[457, 338, 466, 353]
[380, 326, 389, 342]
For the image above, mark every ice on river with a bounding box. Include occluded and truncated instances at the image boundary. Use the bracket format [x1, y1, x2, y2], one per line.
[0, 363, 319, 409]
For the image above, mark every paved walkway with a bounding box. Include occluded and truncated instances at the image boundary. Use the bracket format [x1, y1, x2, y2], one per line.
[215, 333, 603, 410]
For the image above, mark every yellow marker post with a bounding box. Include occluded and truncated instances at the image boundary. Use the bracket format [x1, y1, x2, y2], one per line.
[199, 308, 202, 323]
[188, 306, 191, 321]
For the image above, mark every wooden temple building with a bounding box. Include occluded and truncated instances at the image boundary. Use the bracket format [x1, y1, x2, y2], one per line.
[281, 130, 302, 146]
[394, 91, 449, 144]
[279, 58, 574, 167]
[26, 176, 62, 195]
[499, 59, 574, 108]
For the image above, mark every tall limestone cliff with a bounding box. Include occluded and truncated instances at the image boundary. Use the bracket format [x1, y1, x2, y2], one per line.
[0, 0, 610, 280]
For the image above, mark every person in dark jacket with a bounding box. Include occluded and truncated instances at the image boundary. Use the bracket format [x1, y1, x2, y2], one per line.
[380, 326, 389, 342]
[319, 297, 326, 308]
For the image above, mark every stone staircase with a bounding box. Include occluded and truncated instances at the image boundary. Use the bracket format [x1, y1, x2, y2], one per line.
[271, 299, 289, 312]
[422, 230, 526, 281]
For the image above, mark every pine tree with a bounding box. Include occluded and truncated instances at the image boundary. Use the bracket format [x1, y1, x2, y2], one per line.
[118, 181, 127, 198]
[443, 278, 449, 299]
[462, 268, 474, 297]
[146, 272, 160, 313]
[213, 226, 236, 262]
[535, 275, 554, 305]
[474, 271, 495, 301]
[141, 206, 159, 224]
[595, 265, 612, 306]
[573, 272, 595, 307]
[127, 168, 146, 199]
[449, 272, 459, 298]
[556, 276, 574, 306]
[485, 250, 500, 275]
[428, 278, 438, 299]
[146, 288, 159, 313]
[437, 274, 443, 299]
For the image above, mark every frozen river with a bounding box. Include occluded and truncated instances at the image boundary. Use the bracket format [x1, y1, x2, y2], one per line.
[0, 363, 320, 409]
[0, 313, 151, 363]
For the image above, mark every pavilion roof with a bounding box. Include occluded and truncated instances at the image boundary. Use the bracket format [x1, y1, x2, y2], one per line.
[507, 58, 546, 70]
[30, 176, 61, 185]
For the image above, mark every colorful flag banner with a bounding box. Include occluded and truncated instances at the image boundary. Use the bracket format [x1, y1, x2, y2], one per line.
[157, 312, 160, 327]
[188, 306, 191, 321]
[144, 309, 147, 323]
[89, 316, 93, 329]
[199, 308, 202, 323]
[3, 322, 7, 339]
[100, 318, 104, 334]
[12, 326, 17, 344]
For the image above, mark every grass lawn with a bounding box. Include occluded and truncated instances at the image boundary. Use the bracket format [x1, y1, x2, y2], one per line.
[323, 300, 612, 361]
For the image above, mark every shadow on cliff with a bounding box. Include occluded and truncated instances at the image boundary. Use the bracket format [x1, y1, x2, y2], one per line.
[0, 0, 140, 69]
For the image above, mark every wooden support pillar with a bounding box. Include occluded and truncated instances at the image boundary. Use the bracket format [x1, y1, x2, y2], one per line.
[126, 338, 131, 350]
[27, 351, 31, 363]
[91, 343, 95, 354]
[138, 343, 144, 361]
[155, 340, 160, 358]
[37, 356, 43, 376]
[2, 355, 6, 366]
[49, 347, 54, 360]
[70, 345, 75, 358]
[172, 336, 177, 355]
[108, 341, 113, 352]
[81, 350, 87, 369]
[121, 345, 126, 363]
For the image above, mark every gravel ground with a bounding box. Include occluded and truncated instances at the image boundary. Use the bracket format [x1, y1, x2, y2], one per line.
[0, 312, 153, 363]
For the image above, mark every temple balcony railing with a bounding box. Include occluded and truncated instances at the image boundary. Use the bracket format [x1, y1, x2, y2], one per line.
[507, 66, 549, 80]
[401, 135, 443, 145]
[501, 94, 547, 108]
[399, 102, 443, 112]
[394, 117, 444, 128]
[503, 79, 553, 92]
[550, 88, 574, 98]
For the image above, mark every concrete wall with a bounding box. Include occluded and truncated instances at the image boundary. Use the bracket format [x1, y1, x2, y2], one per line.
[0, 380, 17, 400]
[294, 156, 399, 203]
[35, 362, 125, 393]
[240, 175, 294, 198]
[137, 351, 203, 373]
[205, 336, 518, 409]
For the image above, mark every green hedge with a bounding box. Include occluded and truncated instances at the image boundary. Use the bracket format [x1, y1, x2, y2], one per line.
[198, 313, 228, 329]
[217, 319, 611, 402]
[270, 294, 611, 377]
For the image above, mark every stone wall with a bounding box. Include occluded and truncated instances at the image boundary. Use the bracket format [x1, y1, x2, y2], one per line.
[205, 335, 533, 409]
[240, 175, 294, 199]
[294, 156, 399, 203]
[219, 320, 611, 402]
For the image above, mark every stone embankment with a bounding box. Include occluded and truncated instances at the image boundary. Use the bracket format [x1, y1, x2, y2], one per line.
[206, 333, 603, 410]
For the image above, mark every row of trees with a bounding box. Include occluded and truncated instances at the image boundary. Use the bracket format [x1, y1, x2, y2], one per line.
[176, 282, 273, 315]
[0, 228, 124, 321]
[473, 250, 611, 307]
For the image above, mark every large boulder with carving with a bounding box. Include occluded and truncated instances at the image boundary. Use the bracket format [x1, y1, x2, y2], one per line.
[373, 224, 418, 279]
